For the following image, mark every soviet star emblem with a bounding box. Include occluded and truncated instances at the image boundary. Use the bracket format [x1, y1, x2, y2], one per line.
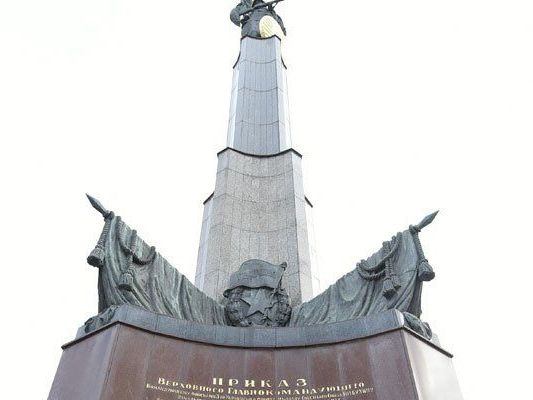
[241, 289, 274, 317]
[223, 260, 292, 327]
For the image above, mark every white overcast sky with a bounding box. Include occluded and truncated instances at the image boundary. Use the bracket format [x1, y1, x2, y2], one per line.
[1, 1, 532, 398]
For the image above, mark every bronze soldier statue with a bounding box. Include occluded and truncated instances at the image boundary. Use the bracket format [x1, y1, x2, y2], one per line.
[230, 0, 287, 39]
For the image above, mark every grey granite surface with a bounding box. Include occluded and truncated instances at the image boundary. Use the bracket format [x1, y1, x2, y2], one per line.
[195, 148, 319, 305]
[227, 36, 291, 156]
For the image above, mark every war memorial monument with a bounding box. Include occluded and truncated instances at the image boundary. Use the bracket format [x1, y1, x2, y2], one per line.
[48, 2, 463, 399]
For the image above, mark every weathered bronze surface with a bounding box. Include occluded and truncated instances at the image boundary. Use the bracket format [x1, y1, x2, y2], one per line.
[85, 194, 437, 340]
[230, 1, 287, 38]
[49, 323, 462, 400]
[224, 260, 292, 327]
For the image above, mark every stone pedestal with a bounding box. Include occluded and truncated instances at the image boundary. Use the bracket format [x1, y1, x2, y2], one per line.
[48, 306, 462, 400]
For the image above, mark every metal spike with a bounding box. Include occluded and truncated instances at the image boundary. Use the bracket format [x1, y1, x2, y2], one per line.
[86, 194, 110, 217]
[416, 211, 439, 231]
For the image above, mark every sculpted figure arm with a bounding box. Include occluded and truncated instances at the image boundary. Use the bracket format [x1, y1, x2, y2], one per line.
[230, 0, 254, 26]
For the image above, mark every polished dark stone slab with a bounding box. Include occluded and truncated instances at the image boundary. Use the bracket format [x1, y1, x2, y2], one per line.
[51, 317, 463, 400]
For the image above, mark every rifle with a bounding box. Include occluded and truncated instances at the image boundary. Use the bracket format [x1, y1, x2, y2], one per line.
[239, 0, 285, 17]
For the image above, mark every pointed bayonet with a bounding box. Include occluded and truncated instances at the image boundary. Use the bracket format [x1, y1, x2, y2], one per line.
[86, 194, 111, 219]
[86, 194, 114, 267]
[408, 211, 439, 282]
[415, 211, 439, 232]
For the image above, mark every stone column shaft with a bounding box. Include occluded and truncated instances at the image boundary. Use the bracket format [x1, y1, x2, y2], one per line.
[195, 36, 319, 305]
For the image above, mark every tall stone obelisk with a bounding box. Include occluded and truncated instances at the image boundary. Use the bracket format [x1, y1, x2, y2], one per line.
[195, 36, 319, 305]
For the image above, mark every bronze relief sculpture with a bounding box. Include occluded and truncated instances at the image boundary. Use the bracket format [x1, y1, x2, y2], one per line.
[224, 260, 292, 327]
[85, 195, 437, 339]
